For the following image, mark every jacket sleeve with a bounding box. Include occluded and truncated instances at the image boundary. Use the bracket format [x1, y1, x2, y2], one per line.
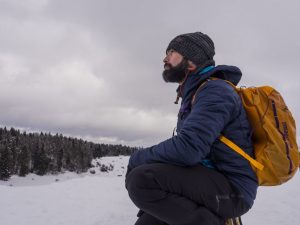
[128, 80, 238, 168]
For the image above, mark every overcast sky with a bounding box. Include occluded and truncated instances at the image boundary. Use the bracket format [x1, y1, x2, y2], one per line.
[0, 0, 299, 147]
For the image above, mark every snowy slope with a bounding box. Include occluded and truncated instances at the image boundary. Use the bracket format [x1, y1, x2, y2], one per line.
[0, 156, 299, 225]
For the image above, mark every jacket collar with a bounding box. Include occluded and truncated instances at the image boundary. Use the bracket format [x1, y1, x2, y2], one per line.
[175, 65, 242, 104]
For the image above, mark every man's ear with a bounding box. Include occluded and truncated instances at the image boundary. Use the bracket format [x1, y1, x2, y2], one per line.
[187, 60, 197, 71]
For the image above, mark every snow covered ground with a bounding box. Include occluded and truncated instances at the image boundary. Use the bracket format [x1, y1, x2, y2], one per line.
[0, 156, 299, 225]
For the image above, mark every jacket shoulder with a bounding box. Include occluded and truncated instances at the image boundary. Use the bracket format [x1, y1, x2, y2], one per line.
[192, 79, 241, 116]
[194, 79, 237, 101]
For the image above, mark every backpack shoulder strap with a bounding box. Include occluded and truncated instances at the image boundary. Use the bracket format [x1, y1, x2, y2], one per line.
[220, 135, 264, 171]
[191, 80, 209, 105]
[191, 78, 219, 105]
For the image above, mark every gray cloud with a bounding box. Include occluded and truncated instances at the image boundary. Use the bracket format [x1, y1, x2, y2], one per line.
[0, 0, 299, 146]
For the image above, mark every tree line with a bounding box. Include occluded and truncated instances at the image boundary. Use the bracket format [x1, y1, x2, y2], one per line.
[0, 127, 137, 180]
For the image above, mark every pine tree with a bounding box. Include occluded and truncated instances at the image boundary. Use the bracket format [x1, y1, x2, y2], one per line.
[0, 145, 11, 180]
[18, 145, 30, 177]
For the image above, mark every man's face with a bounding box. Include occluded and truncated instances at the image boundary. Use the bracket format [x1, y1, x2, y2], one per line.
[162, 49, 189, 83]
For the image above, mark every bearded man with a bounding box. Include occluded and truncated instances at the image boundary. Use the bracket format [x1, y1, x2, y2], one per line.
[125, 32, 258, 225]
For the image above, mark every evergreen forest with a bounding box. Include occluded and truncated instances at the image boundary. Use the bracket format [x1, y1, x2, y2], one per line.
[0, 127, 137, 180]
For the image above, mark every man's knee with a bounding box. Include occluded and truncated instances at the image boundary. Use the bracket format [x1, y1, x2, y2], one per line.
[125, 164, 165, 207]
[126, 164, 161, 189]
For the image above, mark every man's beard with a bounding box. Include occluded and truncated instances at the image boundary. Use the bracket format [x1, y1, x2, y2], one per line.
[162, 59, 189, 83]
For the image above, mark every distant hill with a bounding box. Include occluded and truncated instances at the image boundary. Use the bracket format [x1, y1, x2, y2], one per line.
[0, 127, 137, 180]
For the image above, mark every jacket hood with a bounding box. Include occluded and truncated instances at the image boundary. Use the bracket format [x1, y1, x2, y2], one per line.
[208, 65, 242, 85]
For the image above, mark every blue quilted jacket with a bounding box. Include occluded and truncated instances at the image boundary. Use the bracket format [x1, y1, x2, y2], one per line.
[128, 65, 258, 207]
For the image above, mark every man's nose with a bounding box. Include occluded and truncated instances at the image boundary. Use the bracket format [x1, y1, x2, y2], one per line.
[163, 55, 168, 63]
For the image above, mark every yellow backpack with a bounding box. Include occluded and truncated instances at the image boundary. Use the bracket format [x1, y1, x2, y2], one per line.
[193, 79, 299, 186]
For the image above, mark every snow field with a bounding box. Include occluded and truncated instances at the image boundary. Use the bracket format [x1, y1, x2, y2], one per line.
[0, 156, 299, 225]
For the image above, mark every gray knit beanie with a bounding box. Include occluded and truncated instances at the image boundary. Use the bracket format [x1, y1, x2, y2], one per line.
[166, 32, 215, 69]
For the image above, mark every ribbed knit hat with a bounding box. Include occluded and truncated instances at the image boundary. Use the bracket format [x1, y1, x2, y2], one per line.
[166, 32, 215, 69]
